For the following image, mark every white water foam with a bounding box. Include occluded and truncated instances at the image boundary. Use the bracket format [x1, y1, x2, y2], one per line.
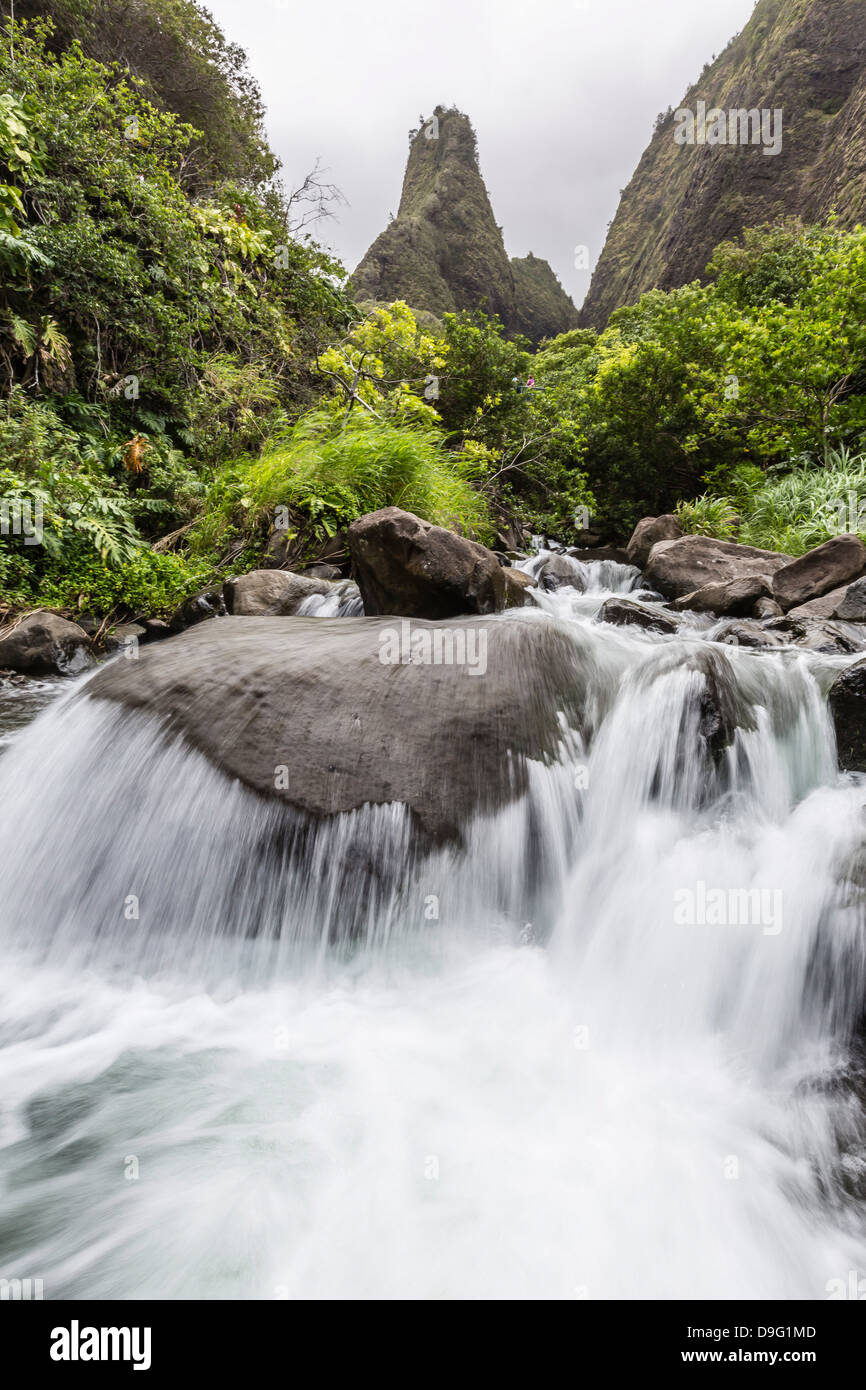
[1, 567, 865, 1299]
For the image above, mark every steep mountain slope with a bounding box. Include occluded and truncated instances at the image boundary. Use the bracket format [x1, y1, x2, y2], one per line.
[581, 0, 866, 328]
[352, 107, 579, 343]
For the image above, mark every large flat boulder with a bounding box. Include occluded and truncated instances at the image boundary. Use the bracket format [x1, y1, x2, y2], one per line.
[626, 515, 682, 570]
[347, 507, 506, 618]
[86, 615, 585, 843]
[0, 612, 92, 675]
[644, 535, 791, 600]
[772, 535, 866, 612]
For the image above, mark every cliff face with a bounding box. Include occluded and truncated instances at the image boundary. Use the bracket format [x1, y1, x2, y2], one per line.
[510, 253, 581, 342]
[352, 107, 579, 344]
[581, 0, 866, 329]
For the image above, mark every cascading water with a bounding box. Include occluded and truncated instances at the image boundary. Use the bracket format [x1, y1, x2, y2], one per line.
[1, 561, 865, 1299]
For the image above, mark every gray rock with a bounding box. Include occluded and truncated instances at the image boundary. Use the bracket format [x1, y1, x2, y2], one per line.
[673, 574, 772, 617]
[86, 615, 587, 844]
[503, 568, 536, 608]
[534, 553, 587, 593]
[829, 660, 866, 771]
[765, 616, 864, 655]
[105, 622, 146, 654]
[301, 563, 343, 582]
[0, 612, 92, 675]
[834, 576, 866, 622]
[348, 507, 507, 619]
[570, 545, 631, 566]
[626, 515, 682, 570]
[645, 535, 792, 600]
[598, 597, 679, 634]
[169, 586, 226, 633]
[754, 596, 784, 620]
[693, 648, 746, 758]
[787, 585, 851, 620]
[140, 618, 172, 642]
[714, 621, 789, 650]
[495, 522, 529, 552]
[772, 535, 866, 612]
[224, 569, 333, 616]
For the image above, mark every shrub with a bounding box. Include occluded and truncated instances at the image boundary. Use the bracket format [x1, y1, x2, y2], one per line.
[674, 494, 738, 540]
[36, 544, 211, 617]
[738, 450, 866, 555]
[190, 410, 492, 562]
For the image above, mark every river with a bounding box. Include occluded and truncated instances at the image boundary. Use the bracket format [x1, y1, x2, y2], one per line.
[1, 559, 864, 1299]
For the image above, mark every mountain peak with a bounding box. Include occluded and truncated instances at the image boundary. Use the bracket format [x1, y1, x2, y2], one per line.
[352, 107, 579, 343]
[581, 0, 866, 328]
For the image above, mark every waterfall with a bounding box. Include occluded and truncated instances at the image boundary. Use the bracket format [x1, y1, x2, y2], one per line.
[0, 562, 865, 1299]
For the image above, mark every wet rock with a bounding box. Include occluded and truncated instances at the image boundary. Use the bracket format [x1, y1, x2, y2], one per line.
[626, 515, 682, 569]
[169, 586, 226, 633]
[568, 546, 630, 566]
[835, 577, 866, 623]
[772, 535, 866, 612]
[533, 553, 587, 593]
[829, 660, 866, 772]
[105, 622, 146, 654]
[754, 596, 785, 620]
[792, 621, 865, 656]
[348, 507, 506, 619]
[0, 612, 93, 676]
[765, 616, 864, 655]
[714, 621, 789, 650]
[140, 618, 172, 642]
[694, 649, 743, 758]
[224, 569, 333, 617]
[87, 615, 587, 844]
[598, 597, 679, 634]
[645, 535, 791, 600]
[673, 574, 772, 617]
[503, 568, 536, 608]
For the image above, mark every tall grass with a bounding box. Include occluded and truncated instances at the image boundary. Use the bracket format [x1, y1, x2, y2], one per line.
[739, 451, 866, 555]
[674, 495, 738, 539]
[191, 410, 492, 558]
[674, 450, 866, 557]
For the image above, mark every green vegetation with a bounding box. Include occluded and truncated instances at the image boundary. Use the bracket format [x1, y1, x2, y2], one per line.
[528, 220, 866, 535]
[675, 449, 866, 558]
[674, 496, 738, 540]
[189, 411, 491, 565]
[581, 0, 866, 328]
[0, 7, 864, 636]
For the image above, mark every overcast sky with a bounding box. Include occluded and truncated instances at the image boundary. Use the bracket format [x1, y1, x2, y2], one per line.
[206, 0, 757, 307]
